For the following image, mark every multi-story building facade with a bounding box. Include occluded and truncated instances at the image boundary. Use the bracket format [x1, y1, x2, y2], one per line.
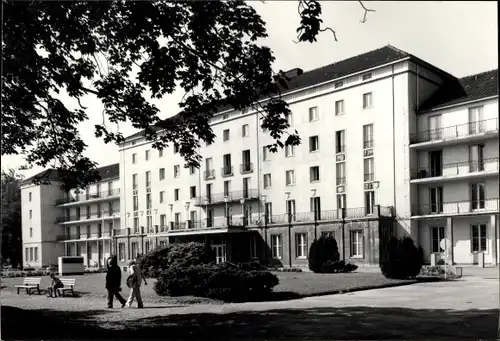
[20, 164, 120, 268]
[20, 45, 498, 269]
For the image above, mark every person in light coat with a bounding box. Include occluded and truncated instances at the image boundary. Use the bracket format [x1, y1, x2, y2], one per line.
[125, 260, 147, 308]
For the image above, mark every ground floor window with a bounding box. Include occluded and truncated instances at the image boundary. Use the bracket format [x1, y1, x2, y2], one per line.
[431, 226, 445, 253]
[118, 243, 125, 261]
[295, 233, 308, 259]
[350, 230, 363, 258]
[131, 242, 138, 259]
[271, 234, 282, 259]
[34, 247, 38, 262]
[471, 224, 487, 252]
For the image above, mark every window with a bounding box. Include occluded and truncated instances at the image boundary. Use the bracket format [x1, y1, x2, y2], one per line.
[308, 106, 319, 121]
[132, 174, 138, 189]
[263, 145, 270, 161]
[471, 224, 487, 252]
[285, 144, 295, 157]
[159, 149, 163, 157]
[190, 186, 196, 199]
[29, 192, 32, 202]
[132, 153, 137, 164]
[431, 226, 445, 253]
[362, 73, 372, 81]
[364, 158, 374, 182]
[160, 191, 165, 204]
[429, 150, 443, 177]
[264, 202, 273, 222]
[310, 196, 321, 220]
[363, 124, 373, 149]
[131, 242, 138, 259]
[223, 154, 232, 175]
[133, 218, 140, 234]
[469, 144, 485, 172]
[350, 230, 363, 257]
[145, 171, 151, 187]
[174, 165, 180, 178]
[160, 214, 166, 230]
[336, 130, 345, 153]
[174, 189, 180, 201]
[295, 233, 308, 258]
[29, 247, 33, 261]
[29, 228, 33, 237]
[428, 115, 442, 140]
[223, 180, 231, 197]
[174, 143, 180, 153]
[159, 168, 165, 180]
[189, 165, 196, 175]
[309, 135, 319, 152]
[310, 166, 320, 182]
[145, 241, 150, 253]
[429, 187, 443, 213]
[133, 196, 139, 211]
[471, 183, 485, 210]
[25, 248, 29, 262]
[335, 100, 344, 115]
[285, 170, 295, 186]
[468, 106, 485, 133]
[365, 191, 375, 214]
[263, 174, 272, 189]
[242, 150, 252, 171]
[223, 129, 230, 141]
[286, 199, 296, 218]
[118, 243, 125, 260]
[337, 194, 346, 209]
[34, 247, 38, 262]
[286, 112, 293, 126]
[206, 183, 213, 202]
[145, 150, 150, 160]
[190, 211, 197, 224]
[242, 124, 249, 137]
[271, 234, 282, 259]
[336, 162, 346, 185]
[363, 92, 373, 109]
[29, 210, 32, 219]
[334, 80, 343, 89]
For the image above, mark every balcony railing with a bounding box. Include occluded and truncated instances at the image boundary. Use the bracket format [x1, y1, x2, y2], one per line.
[412, 198, 499, 216]
[168, 217, 248, 232]
[194, 189, 259, 206]
[413, 158, 499, 180]
[204, 169, 215, 180]
[221, 166, 234, 177]
[410, 118, 499, 144]
[240, 163, 254, 174]
[55, 189, 120, 206]
[55, 210, 120, 223]
[56, 232, 112, 241]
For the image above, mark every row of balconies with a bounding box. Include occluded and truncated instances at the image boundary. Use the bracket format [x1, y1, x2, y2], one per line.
[55, 210, 120, 223]
[410, 118, 498, 144]
[194, 189, 259, 206]
[411, 198, 499, 217]
[202, 163, 255, 180]
[412, 158, 499, 181]
[55, 189, 121, 206]
[56, 231, 112, 241]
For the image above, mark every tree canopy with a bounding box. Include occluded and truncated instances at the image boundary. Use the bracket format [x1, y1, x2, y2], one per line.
[3, 0, 373, 190]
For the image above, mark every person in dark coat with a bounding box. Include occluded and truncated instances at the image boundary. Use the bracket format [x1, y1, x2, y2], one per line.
[105, 255, 126, 308]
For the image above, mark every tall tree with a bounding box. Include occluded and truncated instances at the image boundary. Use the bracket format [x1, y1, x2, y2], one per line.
[1, 169, 24, 267]
[2, 0, 373, 190]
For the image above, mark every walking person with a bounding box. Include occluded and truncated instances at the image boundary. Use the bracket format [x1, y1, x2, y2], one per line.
[105, 255, 126, 308]
[125, 260, 147, 308]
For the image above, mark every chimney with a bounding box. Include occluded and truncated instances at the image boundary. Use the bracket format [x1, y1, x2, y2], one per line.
[285, 68, 304, 78]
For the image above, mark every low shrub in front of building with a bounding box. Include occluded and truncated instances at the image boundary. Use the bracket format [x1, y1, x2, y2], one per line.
[419, 265, 461, 279]
[154, 262, 279, 302]
[308, 235, 358, 273]
[381, 236, 423, 279]
[138, 242, 216, 278]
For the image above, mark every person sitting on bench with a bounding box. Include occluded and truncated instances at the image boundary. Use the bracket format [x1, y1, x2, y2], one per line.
[46, 273, 64, 298]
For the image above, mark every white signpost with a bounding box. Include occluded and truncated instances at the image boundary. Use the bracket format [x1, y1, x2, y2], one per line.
[440, 238, 451, 279]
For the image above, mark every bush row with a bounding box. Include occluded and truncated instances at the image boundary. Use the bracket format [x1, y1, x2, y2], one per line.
[154, 262, 279, 302]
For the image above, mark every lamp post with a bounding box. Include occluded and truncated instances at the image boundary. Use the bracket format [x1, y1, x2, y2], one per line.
[261, 194, 268, 266]
[285, 192, 292, 268]
[311, 189, 318, 241]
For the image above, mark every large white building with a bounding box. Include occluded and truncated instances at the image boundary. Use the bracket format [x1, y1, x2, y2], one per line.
[20, 45, 499, 268]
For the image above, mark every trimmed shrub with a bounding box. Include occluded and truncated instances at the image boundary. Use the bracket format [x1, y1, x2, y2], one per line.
[154, 263, 279, 302]
[320, 260, 358, 273]
[138, 242, 216, 278]
[308, 235, 340, 273]
[381, 236, 423, 279]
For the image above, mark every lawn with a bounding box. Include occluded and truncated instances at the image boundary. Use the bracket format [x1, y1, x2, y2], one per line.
[1, 270, 416, 303]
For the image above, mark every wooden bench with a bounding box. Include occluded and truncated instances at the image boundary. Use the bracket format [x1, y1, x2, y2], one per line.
[56, 278, 76, 297]
[15, 278, 42, 295]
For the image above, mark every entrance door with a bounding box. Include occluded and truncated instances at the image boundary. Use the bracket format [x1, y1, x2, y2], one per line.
[428, 115, 442, 140]
[212, 244, 226, 264]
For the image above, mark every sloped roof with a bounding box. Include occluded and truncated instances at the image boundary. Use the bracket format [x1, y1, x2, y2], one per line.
[419, 69, 498, 112]
[21, 163, 120, 186]
[126, 45, 443, 141]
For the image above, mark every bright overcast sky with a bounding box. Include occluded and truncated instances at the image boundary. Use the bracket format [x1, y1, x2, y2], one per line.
[2, 1, 497, 178]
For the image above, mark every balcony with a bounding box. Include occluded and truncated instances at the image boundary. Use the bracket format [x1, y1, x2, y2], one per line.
[168, 216, 248, 233]
[410, 118, 499, 149]
[411, 198, 499, 218]
[240, 163, 254, 174]
[55, 189, 120, 206]
[56, 231, 112, 241]
[221, 166, 234, 177]
[55, 210, 120, 224]
[411, 158, 499, 184]
[204, 169, 215, 180]
[194, 189, 259, 206]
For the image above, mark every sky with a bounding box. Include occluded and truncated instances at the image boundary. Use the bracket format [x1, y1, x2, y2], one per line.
[2, 1, 498, 179]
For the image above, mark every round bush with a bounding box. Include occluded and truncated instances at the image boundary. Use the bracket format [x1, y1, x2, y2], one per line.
[381, 236, 423, 279]
[308, 235, 340, 273]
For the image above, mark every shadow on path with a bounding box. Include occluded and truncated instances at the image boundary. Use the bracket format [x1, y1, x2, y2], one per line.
[2, 305, 497, 340]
